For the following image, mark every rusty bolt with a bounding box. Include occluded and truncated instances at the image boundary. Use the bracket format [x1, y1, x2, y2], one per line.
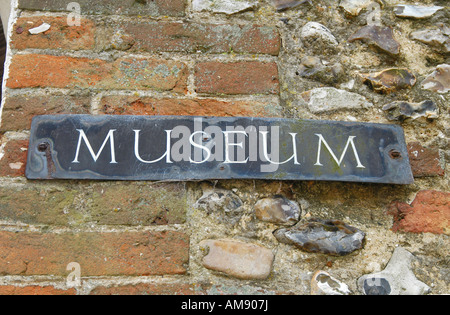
[38, 142, 49, 152]
[389, 149, 402, 160]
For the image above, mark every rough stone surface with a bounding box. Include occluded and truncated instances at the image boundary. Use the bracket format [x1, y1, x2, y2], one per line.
[358, 247, 431, 295]
[18, 0, 187, 16]
[388, 190, 450, 235]
[339, 0, 378, 16]
[297, 56, 345, 85]
[254, 196, 301, 225]
[301, 22, 338, 50]
[1, 0, 449, 296]
[274, 218, 366, 256]
[195, 187, 244, 225]
[200, 239, 274, 280]
[193, 0, 256, 15]
[301, 87, 373, 113]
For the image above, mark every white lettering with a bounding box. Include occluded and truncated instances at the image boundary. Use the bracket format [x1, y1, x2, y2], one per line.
[189, 131, 212, 164]
[260, 131, 300, 165]
[315, 134, 365, 169]
[72, 129, 117, 164]
[223, 130, 249, 164]
[134, 129, 173, 164]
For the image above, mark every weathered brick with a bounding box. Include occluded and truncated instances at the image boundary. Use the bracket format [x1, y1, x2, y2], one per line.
[12, 16, 95, 50]
[101, 96, 282, 117]
[0, 230, 189, 276]
[0, 95, 90, 132]
[90, 282, 204, 295]
[0, 285, 76, 295]
[388, 190, 450, 235]
[0, 185, 76, 225]
[88, 182, 187, 225]
[0, 140, 28, 177]
[0, 182, 186, 226]
[7, 54, 188, 93]
[107, 22, 280, 55]
[407, 142, 444, 177]
[195, 61, 279, 95]
[18, 0, 186, 17]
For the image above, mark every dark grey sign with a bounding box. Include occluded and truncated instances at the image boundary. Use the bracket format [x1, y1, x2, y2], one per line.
[26, 115, 414, 184]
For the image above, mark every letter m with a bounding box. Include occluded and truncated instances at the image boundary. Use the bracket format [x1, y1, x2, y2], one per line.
[315, 134, 365, 169]
[72, 129, 118, 164]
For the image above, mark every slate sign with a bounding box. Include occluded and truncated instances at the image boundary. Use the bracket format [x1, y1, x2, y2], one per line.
[26, 115, 414, 184]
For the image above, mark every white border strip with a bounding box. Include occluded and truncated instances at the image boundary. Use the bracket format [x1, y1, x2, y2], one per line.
[0, 0, 19, 129]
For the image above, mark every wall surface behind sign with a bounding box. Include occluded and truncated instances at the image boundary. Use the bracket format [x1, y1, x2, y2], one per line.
[0, 0, 448, 295]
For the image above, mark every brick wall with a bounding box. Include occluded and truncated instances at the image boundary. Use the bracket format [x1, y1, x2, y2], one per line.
[0, 0, 448, 295]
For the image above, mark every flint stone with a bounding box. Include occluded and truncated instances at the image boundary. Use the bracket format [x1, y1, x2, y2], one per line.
[254, 196, 301, 225]
[411, 28, 450, 53]
[193, 0, 257, 15]
[195, 188, 243, 225]
[422, 64, 450, 93]
[200, 239, 274, 280]
[382, 100, 439, 121]
[360, 68, 416, 94]
[301, 87, 373, 114]
[311, 270, 351, 295]
[339, 0, 383, 16]
[297, 56, 345, 84]
[273, 218, 366, 256]
[272, 0, 310, 12]
[358, 247, 431, 295]
[301, 22, 339, 49]
[349, 25, 400, 56]
[394, 5, 444, 19]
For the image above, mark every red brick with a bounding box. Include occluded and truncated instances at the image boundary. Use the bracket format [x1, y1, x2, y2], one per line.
[100, 96, 281, 117]
[195, 61, 279, 95]
[407, 142, 444, 177]
[0, 140, 28, 177]
[0, 95, 90, 132]
[118, 22, 280, 55]
[0, 285, 76, 295]
[388, 190, 450, 235]
[0, 231, 189, 276]
[7, 54, 188, 93]
[90, 282, 204, 295]
[12, 16, 95, 50]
